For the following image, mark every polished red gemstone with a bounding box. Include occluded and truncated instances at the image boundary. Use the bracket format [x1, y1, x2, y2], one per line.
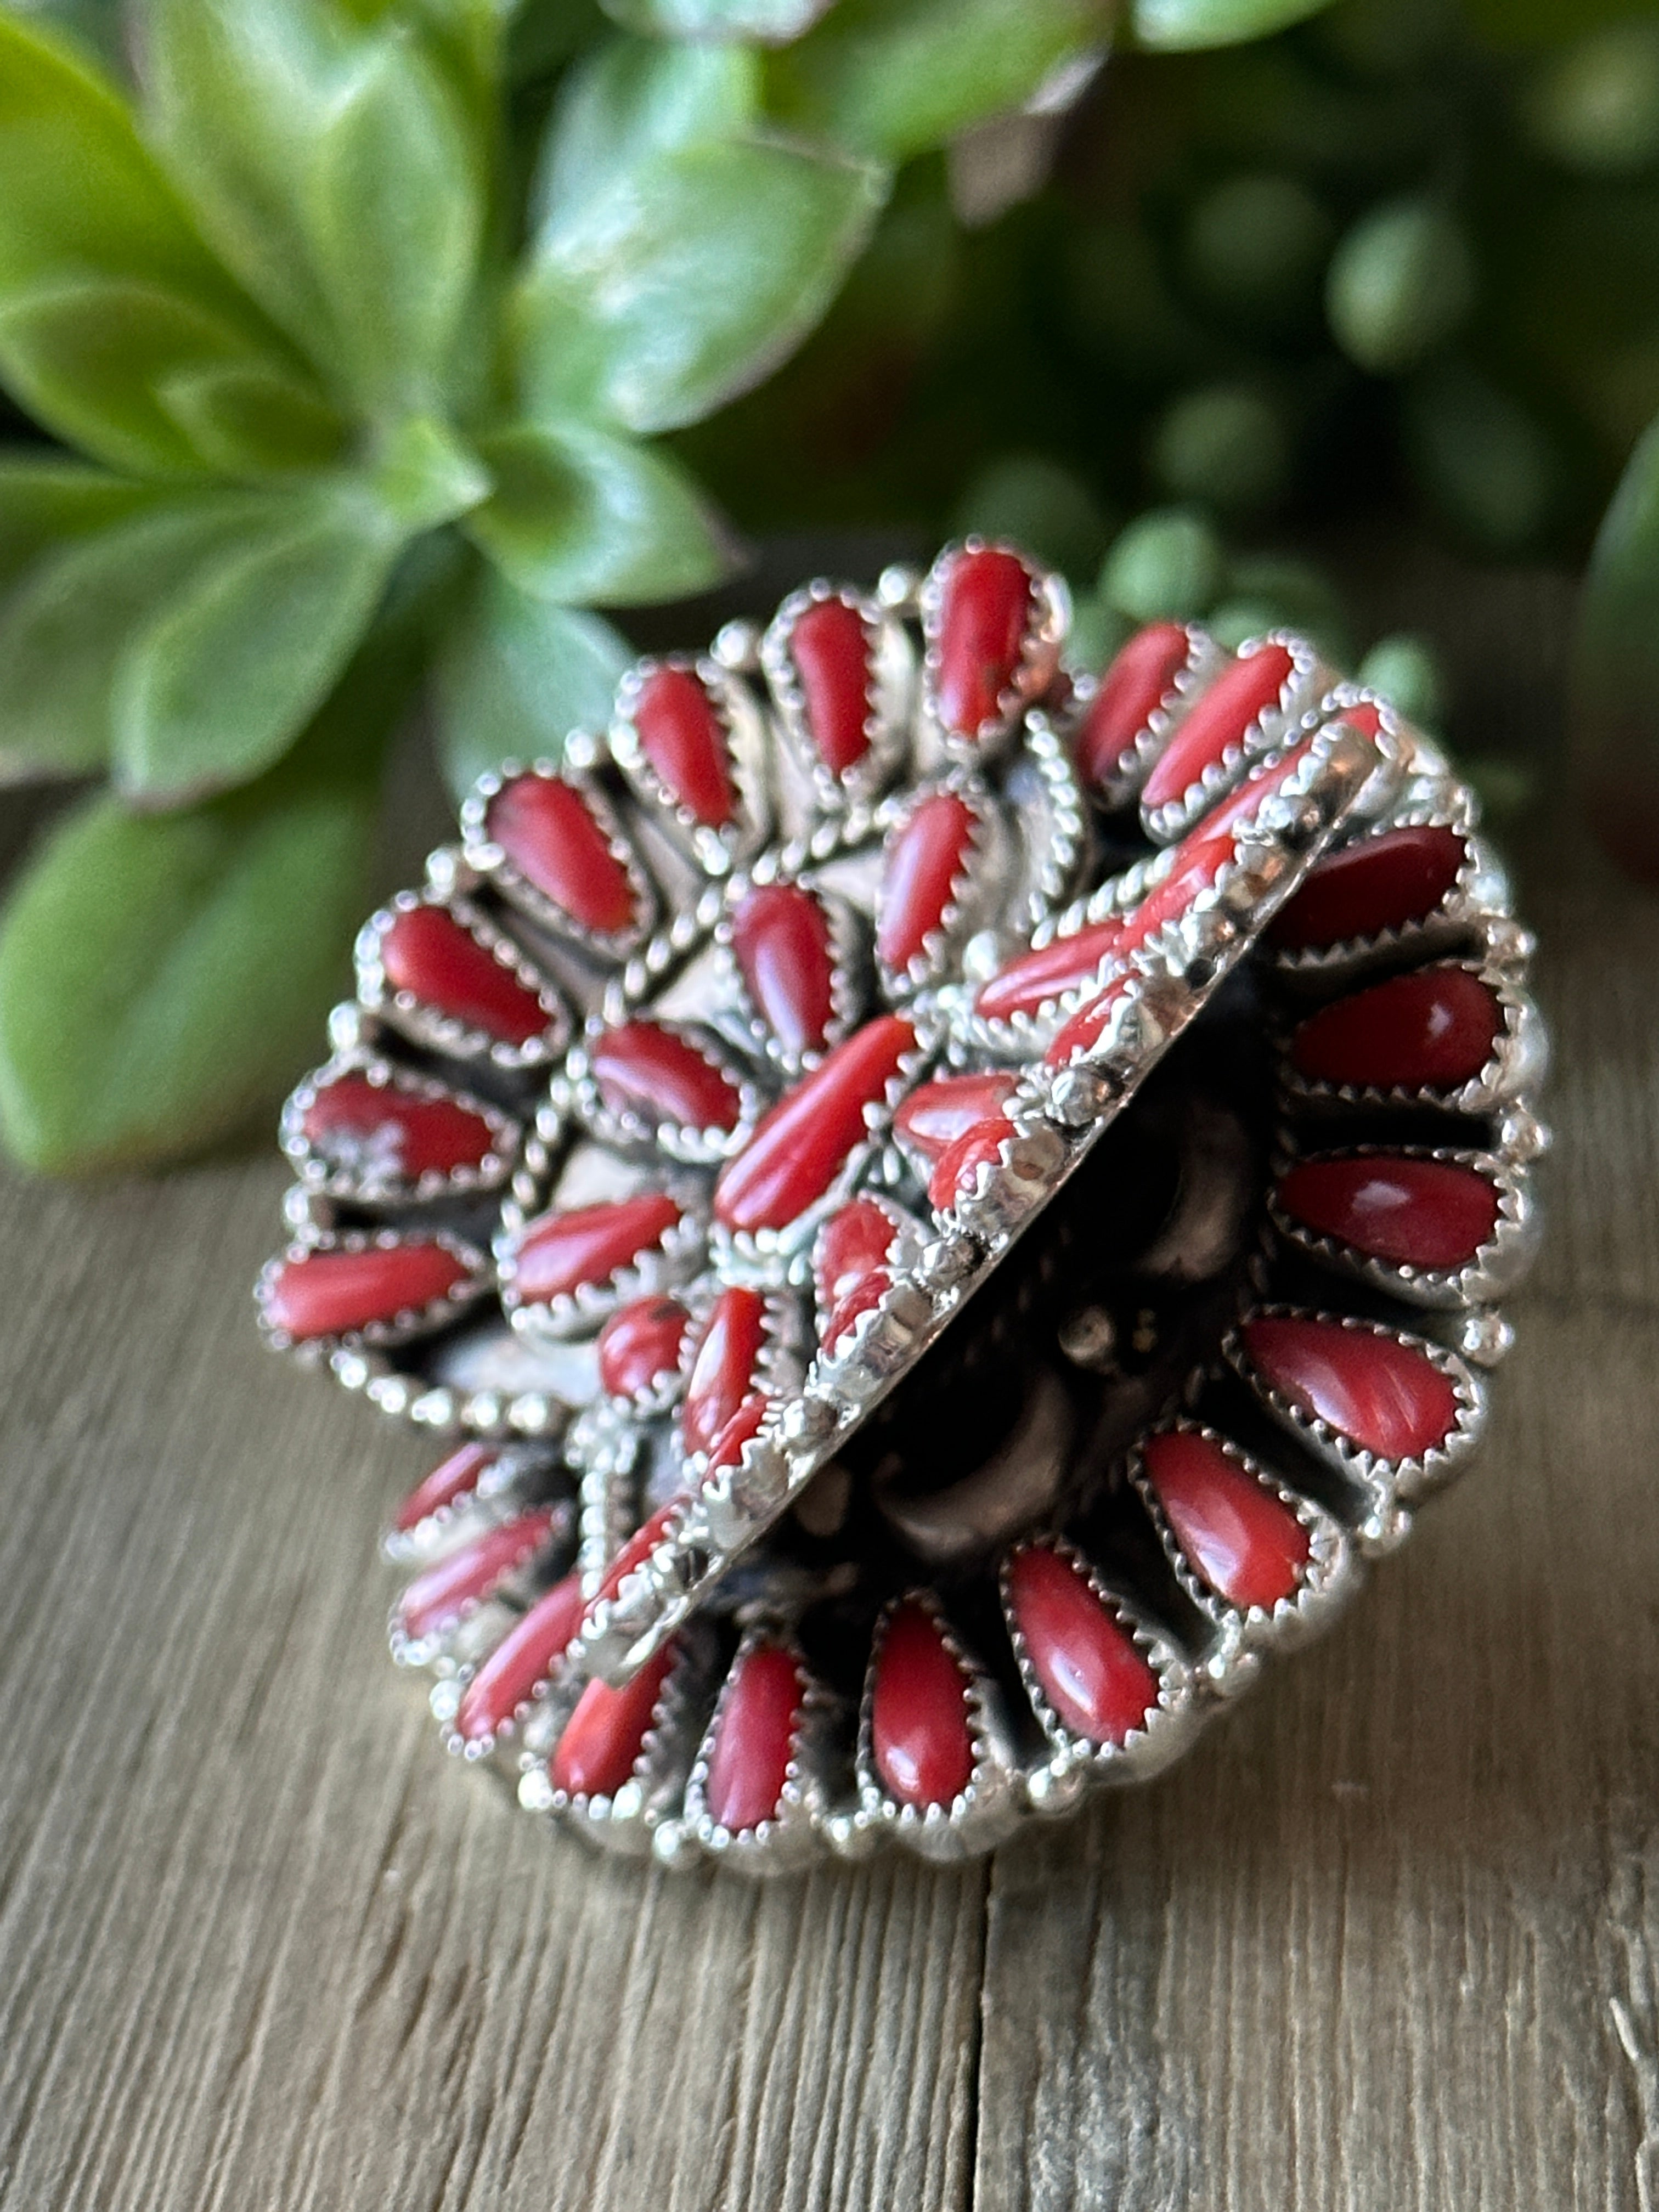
[877, 791, 977, 977]
[705, 1643, 805, 1832]
[821, 1268, 891, 1353]
[730, 884, 838, 1060]
[486, 775, 636, 934]
[1277, 1154, 1500, 1271]
[815, 1198, 901, 1307]
[597, 1296, 689, 1401]
[1336, 700, 1386, 740]
[454, 1571, 585, 1743]
[1141, 1431, 1309, 1612]
[551, 1644, 677, 1801]
[596, 1497, 682, 1604]
[871, 1602, 976, 1809]
[1244, 1316, 1459, 1460]
[706, 1394, 769, 1475]
[1045, 974, 1139, 1068]
[976, 918, 1124, 1025]
[682, 1288, 769, 1458]
[714, 1015, 915, 1234]
[633, 666, 735, 827]
[1268, 825, 1467, 951]
[394, 1440, 498, 1532]
[1006, 1545, 1160, 1746]
[380, 906, 551, 1047]
[591, 1020, 742, 1133]
[935, 546, 1034, 737]
[1291, 967, 1501, 1092]
[1194, 730, 1316, 838]
[1141, 641, 1296, 813]
[265, 1242, 471, 1340]
[1075, 621, 1192, 791]
[398, 1508, 556, 1641]
[928, 1114, 1013, 1210]
[894, 1072, 1019, 1162]
[511, 1192, 682, 1305]
[300, 1075, 496, 1180]
[789, 597, 873, 775]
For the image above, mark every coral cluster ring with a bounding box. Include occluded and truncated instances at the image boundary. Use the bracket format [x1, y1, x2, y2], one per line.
[258, 541, 1546, 1871]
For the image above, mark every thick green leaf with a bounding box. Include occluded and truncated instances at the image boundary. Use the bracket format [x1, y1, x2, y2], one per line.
[465, 419, 730, 603]
[436, 565, 630, 794]
[369, 414, 494, 533]
[601, 0, 834, 43]
[1572, 411, 1659, 883]
[0, 452, 156, 592]
[142, 0, 486, 413]
[763, 0, 1109, 165]
[531, 36, 758, 226]
[1130, 0, 1334, 49]
[518, 131, 886, 432]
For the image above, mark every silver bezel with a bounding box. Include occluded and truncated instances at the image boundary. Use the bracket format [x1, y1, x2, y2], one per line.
[1057, 619, 1225, 813]
[760, 580, 915, 812]
[874, 770, 1002, 1001]
[254, 1224, 490, 1357]
[1140, 630, 1333, 846]
[354, 885, 570, 1071]
[497, 1185, 707, 1342]
[279, 1047, 519, 1204]
[565, 1013, 764, 1166]
[458, 760, 658, 961]
[918, 538, 1068, 758]
[670, 1626, 837, 1874]
[610, 654, 771, 876]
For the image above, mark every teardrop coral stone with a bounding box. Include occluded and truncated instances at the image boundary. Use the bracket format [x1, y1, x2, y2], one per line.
[682, 1287, 769, 1458]
[301, 1075, 496, 1179]
[730, 884, 838, 1060]
[591, 1020, 742, 1133]
[486, 775, 636, 934]
[551, 1644, 677, 1802]
[705, 1643, 805, 1833]
[597, 1296, 689, 1401]
[1006, 1545, 1159, 1746]
[633, 667, 736, 827]
[878, 791, 977, 975]
[1268, 824, 1466, 951]
[1141, 641, 1295, 814]
[975, 918, 1123, 1025]
[713, 1015, 915, 1234]
[1290, 968, 1501, 1092]
[928, 1115, 1014, 1210]
[511, 1193, 681, 1305]
[894, 1071, 1019, 1161]
[1141, 1431, 1308, 1612]
[397, 1508, 556, 1640]
[935, 546, 1034, 737]
[1075, 621, 1192, 792]
[789, 597, 873, 775]
[872, 1602, 976, 1809]
[816, 1198, 900, 1305]
[394, 1441, 498, 1532]
[1243, 1316, 1459, 1461]
[1276, 1154, 1499, 1271]
[266, 1242, 472, 1340]
[455, 1571, 586, 1743]
[380, 907, 551, 1046]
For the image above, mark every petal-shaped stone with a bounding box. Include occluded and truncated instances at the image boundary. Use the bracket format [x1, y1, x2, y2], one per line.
[380, 906, 551, 1046]
[511, 1193, 682, 1306]
[1243, 1316, 1459, 1460]
[894, 1071, 1019, 1162]
[301, 1075, 498, 1180]
[929, 1115, 1014, 1210]
[1268, 824, 1467, 951]
[975, 918, 1125, 1025]
[551, 1644, 677, 1801]
[705, 1643, 805, 1833]
[878, 791, 977, 976]
[1290, 967, 1502, 1092]
[682, 1288, 769, 1459]
[486, 775, 636, 934]
[1045, 974, 1138, 1069]
[596, 1497, 683, 1604]
[597, 1296, 688, 1402]
[1141, 1431, 1309, 1612]
[713, 1015, 916, 1234]
[591, 1020, 743, 1133]
[706, 1394, 769, 1474]
[633, 666, 736, 827]
[1075, 620, 1193, 792]
[1006, 1545, 1160, 1746]
[394, 1441, 498, 1532]
[1277, 1154, 1500, 1271]
[265, 1242, 472, 1340]
[1141, 641, 1296, 813]
[788, 597, 873, 775]
[398, 1508, 557, 1640]
[935, 546, 1035, 737]
[821, 1269, 890, 1353]
[454, 1571, 586, 1743]
[731, 884, 838, 1060]
[815, 1198, 901, 1307]
[871, 1602, 976, 1809]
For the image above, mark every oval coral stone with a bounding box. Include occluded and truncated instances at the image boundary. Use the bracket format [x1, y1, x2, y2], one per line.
[591, 1020, 742, 1133]
[1276, 1154, 1500, 1271]
[1007, 1545, 1159, 1746]
[705, 1643, 805, 1833]
[380, 906, 551, 1046]
[1290, 967, 1502, 1092]
[714, 1015, 915, 1234]
[266, 1242, 472, 1340]
[1244, 1316, 1459, 1460]
[682, 1287, 769, 1459]
[1075, 620, 1193, 791]
[730, 883, 838, 1060]
[398, 1508, 557, 1641]
[455, 1571, 586, 1743]
[301, 1074, 496, 1180]
[1269, 824, 1466, 951]
[551, 1645, 677, 1801]
[597, 1296, 689, 1401]
[935, 546, 1034, 737]
[789, 597, 873, 775]
[394, 1440, 498, 1532]
[872, 1602, 976, 1809]
[1141, 641, 1295, 813]
[1141, 1431, 1308, 1612]
[878, 791, 977, 976]
[894, 1071, 1020, 1161]
[632, 666, 735, 827]
[511, 1193, 681, 1305]
[486, 775, 636, 934]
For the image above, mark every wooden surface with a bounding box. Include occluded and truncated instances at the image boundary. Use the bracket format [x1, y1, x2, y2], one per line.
[4, 644, 1659, 2209]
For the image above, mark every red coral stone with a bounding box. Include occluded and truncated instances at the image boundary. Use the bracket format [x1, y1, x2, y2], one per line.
[821, 1268, 891, 1353]
[596, 1497, 683, 1603]
[1007, 1545, 1161, 1746]
[380, 906, 551, 1047]
[1290, 967, 1501, 1092]
[935, 546, 1034, 737]
[1141, 1431, 1309, 1612]
[633, 666, 736, 827]
[815, 1198, 901, 1306]
[398, 1508, 557, 1641]
[682, 1287, 769, 1458]
[789, 597, 873, 775]
[394, 1440, 498, 1532]
[454, 1571, 586, 1743]
[597, 1296, 689, 1401]
[894, 1071, 1020, 1162]
[486, 775, 636, 935]
[511, 1192, 682, 1305]
[1075, 621, 1193, 791]
[713, 1015, 915, 1234]
[928, 1115, 1014, 1210]
[265, 1242, 471, 1340]
[1243, 1316, 1459, 1460]
[706, 1395, 769, 1474]
[591, 1020, 742, 1133]
[551, 1645, 678, 1801]
[975, 918, 1124, 1024]
[877, 791, 977, 976]
[1268, 825, 1467, 951]
[871, 1602, 976, 1809]
[301, 1075, 496, 1179]
[1045, 974, 1139, 1069]
[705, 1643, 805, 1832]
[1141, 641, 1296, 813]
[1277, 1154, 1500, 1271]
[730, 884, 838, 1060]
